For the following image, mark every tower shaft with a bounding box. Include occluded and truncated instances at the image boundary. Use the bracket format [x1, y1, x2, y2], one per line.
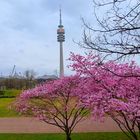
[60, 42, 64, 77]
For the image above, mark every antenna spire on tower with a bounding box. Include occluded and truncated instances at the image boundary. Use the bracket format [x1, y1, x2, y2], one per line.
[59, 6, 62, 26]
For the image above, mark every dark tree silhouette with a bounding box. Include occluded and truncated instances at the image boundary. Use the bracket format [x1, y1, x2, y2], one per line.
[81, 0, 140, 61]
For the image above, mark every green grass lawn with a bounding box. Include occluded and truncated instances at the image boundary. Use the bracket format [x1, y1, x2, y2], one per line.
[0, 133, 128, 140]
[0, 89, 21, 117]
[0, 98, 20, 117]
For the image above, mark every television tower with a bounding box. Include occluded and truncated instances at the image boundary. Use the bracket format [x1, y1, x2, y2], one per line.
[57, 8, 65, 78]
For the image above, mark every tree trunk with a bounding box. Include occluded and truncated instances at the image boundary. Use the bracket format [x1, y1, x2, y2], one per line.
[65, 131, 71, 140]
[66, 134, 71, 140]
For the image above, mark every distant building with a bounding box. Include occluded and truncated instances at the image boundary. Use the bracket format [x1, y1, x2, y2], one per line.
[36, 75, 58, 83]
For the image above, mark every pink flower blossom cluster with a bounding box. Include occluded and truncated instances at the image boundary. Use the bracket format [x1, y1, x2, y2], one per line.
[16, 76, 84, 121]
[69, 53, 140, 124]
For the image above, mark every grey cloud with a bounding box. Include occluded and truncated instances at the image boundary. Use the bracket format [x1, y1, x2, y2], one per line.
[0, 0, 93, 75]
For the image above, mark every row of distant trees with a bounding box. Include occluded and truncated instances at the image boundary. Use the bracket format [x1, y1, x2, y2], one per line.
[0, 70, 36, 90]
[0, 78, 36, 90]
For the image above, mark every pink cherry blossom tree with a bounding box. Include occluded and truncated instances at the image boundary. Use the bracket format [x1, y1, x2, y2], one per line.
[15, 76, 88, 140]
[69, 52, 140, 140]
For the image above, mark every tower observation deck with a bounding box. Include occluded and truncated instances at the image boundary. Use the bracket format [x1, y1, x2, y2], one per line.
[57, 8, 65, 77]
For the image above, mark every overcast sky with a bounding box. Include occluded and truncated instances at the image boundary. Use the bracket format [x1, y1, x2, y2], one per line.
[0, 0, 95, 76]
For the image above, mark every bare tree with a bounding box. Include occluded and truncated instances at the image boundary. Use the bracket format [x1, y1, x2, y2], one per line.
[82, 0, 140, 61]
[24, 70, 36, 81]
[24, 70, 37, 89]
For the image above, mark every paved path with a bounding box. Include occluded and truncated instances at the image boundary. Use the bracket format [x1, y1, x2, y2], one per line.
[0, 117, 121, 133]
